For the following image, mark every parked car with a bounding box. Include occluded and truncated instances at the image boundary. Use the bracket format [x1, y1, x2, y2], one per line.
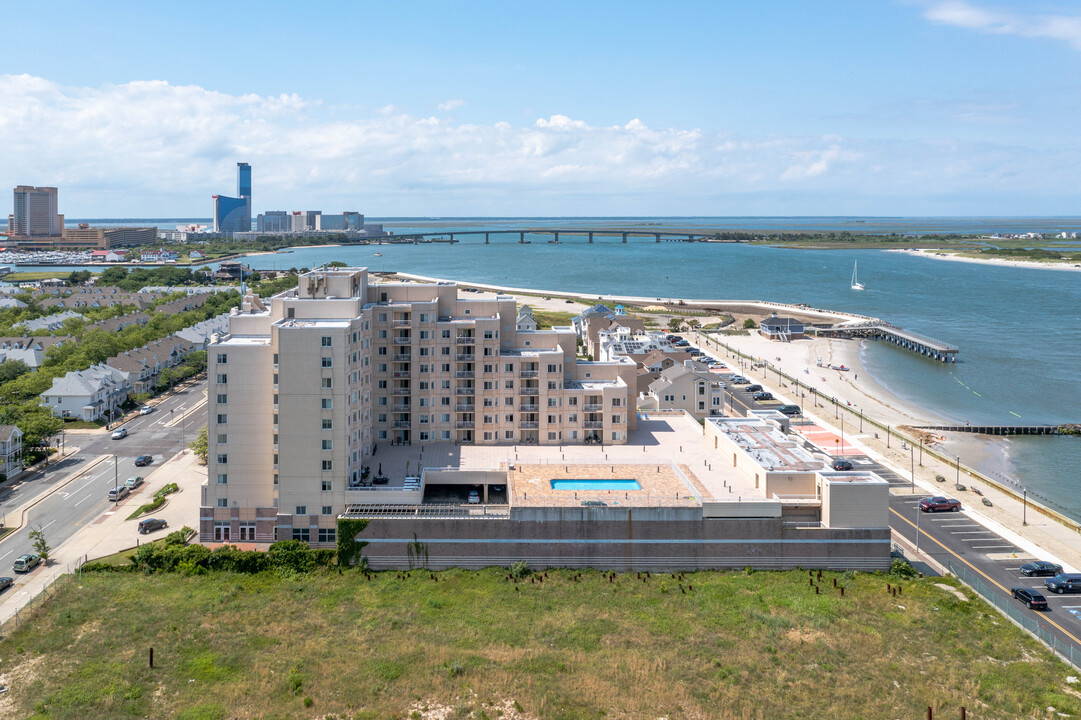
[745, 384, 763, 393]
[753, 391, 774, 401]
[0, 576, 13, 592]
[124, 475, 144, 490]
[108, 486, 130, 502]
[137, 518, 168, 534]
[13, 554, 41, 573]
[1044, 573, 1081, 594]
[730, 376, 750, 385]
[1020, 561, 1064, 577]
[467, 490, 481, 504]
[139, 405, 154, 416]
[111, 427, 128, 440]
[919, 496, 962, 513]
[830, 458, 854, 471]
[134, 454, 153, 467]
[1011, 587, 1049, 610]
[777, 404, 802, 416]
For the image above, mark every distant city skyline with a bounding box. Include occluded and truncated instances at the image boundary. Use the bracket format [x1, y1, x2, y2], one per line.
[2, 1, 1080, 216]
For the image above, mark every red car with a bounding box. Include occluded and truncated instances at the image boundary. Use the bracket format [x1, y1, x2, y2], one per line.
[919, 496, 961, 513]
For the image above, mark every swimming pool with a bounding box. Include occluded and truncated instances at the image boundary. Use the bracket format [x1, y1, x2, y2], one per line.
[549, 479, 642, 491]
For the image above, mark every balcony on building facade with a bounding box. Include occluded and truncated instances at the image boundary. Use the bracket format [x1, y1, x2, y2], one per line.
[394, 336, 412, 345]
[392, 371, 410, 379]
[584, 421, 604, 429]
[392, 353, 412, 362]
[519, 404, 539, 412]
[455, 336, 475, 345]
[455, 421, 474, 429]
[519, 387, 539, 396]
[519, 370, 538, 378]
[391, 388, 412, 396]
[455, 387, 475, 395]
[392, 319, 411, 328]
[392, 403, 411, 412]
[455, 403, 475, 412]
[392, 421, 411, 429]
[583, 403, 604, 412]
[455, 370, 474, 378]
[519, 421, 539, 429]
[455, 353, 475, 362]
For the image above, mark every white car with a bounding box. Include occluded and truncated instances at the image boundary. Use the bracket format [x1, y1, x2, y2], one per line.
[111, 427, 128, 440]
[139, 405, 154, 416]
[467, 490, 481, 505]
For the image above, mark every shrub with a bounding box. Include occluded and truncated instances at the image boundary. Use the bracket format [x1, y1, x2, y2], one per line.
[743, 318, 757, 329]
[890, 557, 918, 579]
[509, 560, 531, 579]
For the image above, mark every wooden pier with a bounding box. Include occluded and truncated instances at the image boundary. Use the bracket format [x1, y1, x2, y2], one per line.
[812, 321, 959, 362]
[914, 424, 1072, 436]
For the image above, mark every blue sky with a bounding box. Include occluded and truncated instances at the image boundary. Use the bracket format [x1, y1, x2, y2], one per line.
[2, 0, 1080, 216]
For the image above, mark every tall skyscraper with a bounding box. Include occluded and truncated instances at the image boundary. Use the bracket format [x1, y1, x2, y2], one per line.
[212, 162, 251, 234]
[11, 186, 63, 236]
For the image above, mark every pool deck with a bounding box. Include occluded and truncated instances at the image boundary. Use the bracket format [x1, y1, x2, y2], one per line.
[512, 463, 701, 508]
[369, 414, 761, 503]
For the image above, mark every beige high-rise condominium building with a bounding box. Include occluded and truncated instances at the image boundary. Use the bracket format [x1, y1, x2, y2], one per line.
[201, 268, 637, 544]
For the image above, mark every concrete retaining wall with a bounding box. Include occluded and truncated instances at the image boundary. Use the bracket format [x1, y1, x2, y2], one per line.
[355, 514, 890, 571]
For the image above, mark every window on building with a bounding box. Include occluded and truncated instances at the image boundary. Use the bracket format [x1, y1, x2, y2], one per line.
[322, 460, 333, 471]
[504, 430, 514, 440]
[441, 329, 451, 338]
[548, 432, 558, 441]
[321, 480, 332, 491]
[440, 397, 450, 406]
[292, 528, 311, 542]
[322, 357, 333, 368]
[441, 380, 450, 389]
[321, 398, 333, 409]
[441, 430, 451, 440]
[216, 453, 228, 464]
[321, 336, 332, 347]
[322, 439, 332, 450]
[419, 431, 430, 441]
[216, 353, 228, 364]
[504, 380, 514, 389]
[273, 353, 278, 364]
[318, 528, 336, 543]
[217, 394, 227, 404]
[484, 330, 494, 339]
[217, 433, 227, 444]
[613, 415, 622, 424]
[377, 430, 387, 439]
[322, 419, 333, 429]
[547, 364, 558, 373]
[441, 347, 451, 356]
[441, 413, 450, 423]
[217, 473, 228, 484]
[378, 312, 387, 321]
[322, 378, 333, 389]
[217, 498, 228, 508]
[216, 373, 228, 384]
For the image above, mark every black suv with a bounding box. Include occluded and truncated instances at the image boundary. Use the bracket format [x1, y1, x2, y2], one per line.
[744, 384, 763, 393]
[1020, 561, 1063, 577]
[753, 391, 774, 401]
[830, 458, 854, 471]
[1044, 573, 1081, 594]
[777, 405, 801, 416]
[1011, 587, 1048, 610]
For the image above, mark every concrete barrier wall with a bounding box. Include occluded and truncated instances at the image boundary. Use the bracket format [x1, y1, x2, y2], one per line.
[356, 514, 890, 572]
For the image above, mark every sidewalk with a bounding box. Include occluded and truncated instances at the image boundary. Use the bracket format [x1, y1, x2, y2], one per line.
[0, 449, 205, 626]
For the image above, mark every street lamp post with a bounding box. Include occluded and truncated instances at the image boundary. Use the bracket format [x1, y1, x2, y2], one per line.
[1023, 488, 1028, 526]
[955, 456, 962, 491]
[113, 455, 119, 502]
[918, 438, 923, 467]
[859, 409, 863, 433]
[916, 501, 922, 554]
[910, 445, 915, 494]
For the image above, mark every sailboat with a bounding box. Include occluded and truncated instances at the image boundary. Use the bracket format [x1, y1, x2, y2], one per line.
[850, 261, 865, 291]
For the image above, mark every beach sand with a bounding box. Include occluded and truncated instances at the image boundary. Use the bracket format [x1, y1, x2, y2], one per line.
[891, 248, 1081, 273]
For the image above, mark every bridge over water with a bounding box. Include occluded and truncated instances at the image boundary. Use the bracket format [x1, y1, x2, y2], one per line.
[380, 229, 714, 244]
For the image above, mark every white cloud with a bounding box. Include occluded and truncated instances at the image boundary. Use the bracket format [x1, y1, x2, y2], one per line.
[0, 74, 1073, 215]
[437, 99, 466, 111]
[923, 1, 1081, 51]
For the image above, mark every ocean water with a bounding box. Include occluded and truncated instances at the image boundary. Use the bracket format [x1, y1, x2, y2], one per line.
[16, 217, 1081, 518]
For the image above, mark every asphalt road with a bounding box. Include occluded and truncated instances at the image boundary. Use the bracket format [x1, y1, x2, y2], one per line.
[693, 341, 1081, 664]
[0, 380, 207, 579]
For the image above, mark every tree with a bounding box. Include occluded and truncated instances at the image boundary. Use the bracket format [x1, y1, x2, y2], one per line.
[686, 318, 701, 329]
[743, 318, 758, 329]
[667, 317, 683, 333]
[0, 360, 30, 384]
[66, 270, 91, 286]
[189, 425, 208, 463]
[99, 266, 129, 285]
[29, 525, 51, 563]
[328, 261, 348, 268]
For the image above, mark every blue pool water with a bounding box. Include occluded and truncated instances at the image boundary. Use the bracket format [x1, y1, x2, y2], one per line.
[550, 479, 642, 491]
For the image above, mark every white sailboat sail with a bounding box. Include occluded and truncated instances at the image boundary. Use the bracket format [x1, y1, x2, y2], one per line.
[851, 261, 865, 291]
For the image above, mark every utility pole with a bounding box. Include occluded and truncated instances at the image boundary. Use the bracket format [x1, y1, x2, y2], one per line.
[114, 455, 119, 501]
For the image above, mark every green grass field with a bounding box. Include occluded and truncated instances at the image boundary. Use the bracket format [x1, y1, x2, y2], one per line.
[0, 568, 1077, 720]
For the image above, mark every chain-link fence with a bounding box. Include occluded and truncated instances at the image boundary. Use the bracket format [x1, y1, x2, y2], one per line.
[0, 562, 81, 639]
[949, 560, 1080, 671]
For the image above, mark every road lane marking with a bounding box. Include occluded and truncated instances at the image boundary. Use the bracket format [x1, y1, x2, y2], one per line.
[889, 507, 1081, 646]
